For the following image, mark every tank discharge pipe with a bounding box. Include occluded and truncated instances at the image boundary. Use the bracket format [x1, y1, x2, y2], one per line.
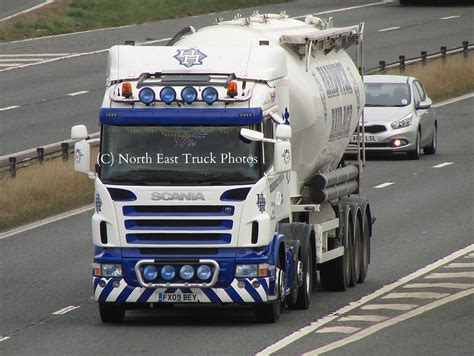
[310, 165, 359, 204]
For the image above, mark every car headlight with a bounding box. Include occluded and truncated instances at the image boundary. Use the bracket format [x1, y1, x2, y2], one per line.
[391, 114, 413, 130]
[100, 263, 123, 277]
[235, 264, 269, 278]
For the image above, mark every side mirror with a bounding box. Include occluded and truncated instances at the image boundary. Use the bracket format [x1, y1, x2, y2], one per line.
[74, 139, 94, 178]
[71, 125, 89, 141]
[240, 128, 264, 143]
[274, 141, 292, 174]
[416, 99, 431, 110]
[275, 124, 292, 140]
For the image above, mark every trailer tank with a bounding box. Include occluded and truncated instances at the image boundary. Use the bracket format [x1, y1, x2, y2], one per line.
[175, 14, 365, 190]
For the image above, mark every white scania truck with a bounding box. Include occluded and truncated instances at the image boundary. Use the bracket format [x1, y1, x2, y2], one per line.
[72, 12, 373, 323]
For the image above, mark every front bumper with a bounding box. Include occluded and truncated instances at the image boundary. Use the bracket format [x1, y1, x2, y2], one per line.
[94, 277, 271, 304]
[349, 125, 418, 153]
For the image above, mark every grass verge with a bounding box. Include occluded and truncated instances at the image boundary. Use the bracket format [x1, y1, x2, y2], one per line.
[0, 0, 292, 42]
[385, 52, 474, 102]
[1, 53, 473, 233]
[0, 156, 94, 232]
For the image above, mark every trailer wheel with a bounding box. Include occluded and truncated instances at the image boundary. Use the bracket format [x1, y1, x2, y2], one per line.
[358, 212, 370, 283]
[255, 256, 283, 323]
[320, 227, 352, 291]
[290, 246, 313, 309]
[99, 303, 125, 323]
[349, 217, 362, 287]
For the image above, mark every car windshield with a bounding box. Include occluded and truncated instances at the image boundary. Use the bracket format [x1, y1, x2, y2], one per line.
[365, 82, 411, 107]
[99, 125, 262, 185]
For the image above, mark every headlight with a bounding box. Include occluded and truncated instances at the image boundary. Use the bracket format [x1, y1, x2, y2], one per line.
[160, 86, 176, 104]
[235, 264, 269, 278]
[101, 264, 123, 277]
[202, 87, 219, 105]
[181, 86, 198, 104]
[391, 114, 413, 130]
[138, 87, 155, 105]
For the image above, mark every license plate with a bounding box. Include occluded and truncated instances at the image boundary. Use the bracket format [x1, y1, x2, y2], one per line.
[351, 134, 377, 143]
[158, 292, 198, 303]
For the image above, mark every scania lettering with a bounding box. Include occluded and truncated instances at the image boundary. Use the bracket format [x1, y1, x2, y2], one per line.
[72, 12, 374, 323]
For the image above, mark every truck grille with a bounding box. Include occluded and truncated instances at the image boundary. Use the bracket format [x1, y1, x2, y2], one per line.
[122, 204, 235, 245]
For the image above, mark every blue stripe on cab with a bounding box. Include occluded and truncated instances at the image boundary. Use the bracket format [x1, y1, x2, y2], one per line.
[100, 107, 263, 126]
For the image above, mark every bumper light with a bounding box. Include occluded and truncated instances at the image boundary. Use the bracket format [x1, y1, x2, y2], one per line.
[180, 265, 195, 280]
[143, 265, 158, 281]
[138, 87, 155, 105]
[161, 265, 176, 281]
[197, 265, 212, 280]
[392, 139, 408, 147]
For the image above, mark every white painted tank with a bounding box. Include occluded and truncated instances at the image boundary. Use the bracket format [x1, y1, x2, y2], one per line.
[175, 14, 365, 188]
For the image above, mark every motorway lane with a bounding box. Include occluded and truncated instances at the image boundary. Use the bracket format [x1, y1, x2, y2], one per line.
[0, 1, 473, 154]
[0, 0, 44, 20]
[0, 98, 472, 355]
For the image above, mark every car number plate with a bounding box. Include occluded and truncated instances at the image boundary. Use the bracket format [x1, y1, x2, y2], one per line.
[351, 134, 377, 143]
[158, 293, 198, 303]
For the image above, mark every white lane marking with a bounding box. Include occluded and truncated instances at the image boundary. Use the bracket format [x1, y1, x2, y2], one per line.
[426, 272, 474, 279]
[445, 262, 474, 268]
[0, 336, 11, 342]
[0, 58, 45, 62]
[0, 205, 93, 240]
[303, 288, 474, 356]
[378, 26, 400, 32]
[433, 162, 453, 168]
[373, 182, 394, 189]
[382, 292, 449, 299]
[465, 253, 474, 259]
[361, 303, 418, 311]
[0, 0, 54, 22]
[67, 90, 90, 97]
[339, 315, 389, 322]
[0, 105, 20, 111]
[311, 1, 395, 17]
[404, 282, 473, 290]
[0, 63, 29, 67]
[440, 15, 460, 20]
[433, 92, 474, 107]
[316, 326, 361, 334]
[52, 305, 80, 315]
[255, 245, 474, 356]
[0, 53, 73, 57]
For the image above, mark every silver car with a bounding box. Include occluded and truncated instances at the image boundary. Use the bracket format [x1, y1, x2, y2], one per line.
[351, 75, 437, 159]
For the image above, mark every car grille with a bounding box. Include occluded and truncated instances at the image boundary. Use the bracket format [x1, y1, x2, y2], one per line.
[359, 125, 387, 133]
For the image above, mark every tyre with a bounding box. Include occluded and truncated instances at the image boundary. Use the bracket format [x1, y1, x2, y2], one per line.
[357, 212, 370, 283]
[320, 224, 352, 291]
[407, 130, 421, 160]
[255, 255, 284, 323]
[99, 303, 125, 323]
[349, 217, 361, 287]
[423, 125, 437, 155]
[290, 246, 313, 310]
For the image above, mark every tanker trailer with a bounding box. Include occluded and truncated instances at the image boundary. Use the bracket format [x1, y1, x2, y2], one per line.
[71, 12, 373, 323]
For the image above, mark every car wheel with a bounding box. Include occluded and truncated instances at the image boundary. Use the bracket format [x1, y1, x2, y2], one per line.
[407, 130, 421, 160]
[423, 125, 437, 155]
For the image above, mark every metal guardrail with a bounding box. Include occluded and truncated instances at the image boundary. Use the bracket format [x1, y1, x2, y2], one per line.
[367, 41, 471, 74]
[0, 133, 100, 177]
[1, 41, 471, 177]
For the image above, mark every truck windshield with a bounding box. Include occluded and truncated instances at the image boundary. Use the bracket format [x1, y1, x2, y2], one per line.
[365, 83, 411, 107]
[100, 125, 262, 185]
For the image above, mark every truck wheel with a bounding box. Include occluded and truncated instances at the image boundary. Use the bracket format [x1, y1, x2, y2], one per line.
[291, 246, 313, 309]
[407, 130, 421, 160]
[320, 228, 352, 291]
[423, 125, 437, 155]
[99, 303, 125, 323]
[349, 217, 361, 287]
[255, 258, 284, 323]
[358, 213, 370, 283]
